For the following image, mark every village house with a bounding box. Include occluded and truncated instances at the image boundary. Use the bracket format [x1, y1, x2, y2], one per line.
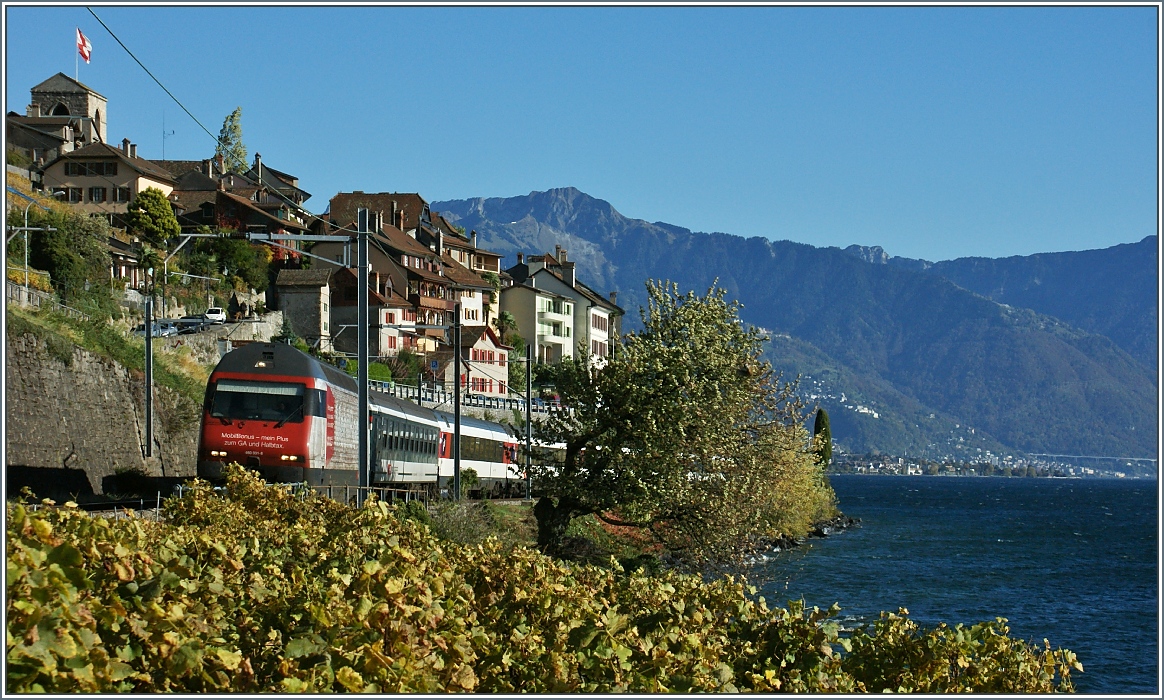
[160, 154, 312, 236]
[312, 206, 452, 354]
[502, 246, 622, 365]
[326, 267, 415, 358]
[427, 325, 511, 399]
[40, 138, 176, 219]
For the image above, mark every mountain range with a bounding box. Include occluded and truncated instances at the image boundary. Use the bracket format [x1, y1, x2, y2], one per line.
[433, 188, 1158, 461]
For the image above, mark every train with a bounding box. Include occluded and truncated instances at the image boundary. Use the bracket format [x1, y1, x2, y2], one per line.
[197, 341, 543, 498]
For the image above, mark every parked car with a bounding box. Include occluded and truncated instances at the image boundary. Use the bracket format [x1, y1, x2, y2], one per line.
[176, 316, 211, 335]
[203, 307, 227, 324]
[132, 321, 178, 338]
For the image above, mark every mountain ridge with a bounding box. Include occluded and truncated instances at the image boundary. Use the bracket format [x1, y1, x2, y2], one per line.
[434, 188, 1158, 459]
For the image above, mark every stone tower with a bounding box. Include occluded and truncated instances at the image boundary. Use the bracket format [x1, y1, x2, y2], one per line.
[27, 72, 107, 145]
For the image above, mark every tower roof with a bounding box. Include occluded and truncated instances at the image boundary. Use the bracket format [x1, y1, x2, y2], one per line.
[31, 73, 106, 100]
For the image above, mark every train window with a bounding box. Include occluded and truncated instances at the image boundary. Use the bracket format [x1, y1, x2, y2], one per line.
[304, 388, 327, 417]
[210, 380, 305, 423]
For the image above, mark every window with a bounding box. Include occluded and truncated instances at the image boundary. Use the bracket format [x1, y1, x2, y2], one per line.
[88, 187, 106, 203]
[592, 314, 608, 332]
[64, 162, 117, 176]
[323, 321, 328, 331]
[499, 354, 506, 368]
[499, 380, 506, 394]
[115, 187, 131, 203]
[68, 188, 82, 203]
[387, 312, 395, 324]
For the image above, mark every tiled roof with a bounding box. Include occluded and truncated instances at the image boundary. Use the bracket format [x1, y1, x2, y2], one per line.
[168, 189, 216, 213]
[406, 264, 448, 284]
[329, 192, 428, 232]
[150, 160, 206, 178]
[372, 223, 434, 258]
[45, 142, 177, 183]
[459, 325, 509, 350]
[218, 190, 310, 231]
[575, 280, 624, 315]
[173, 170, 219, 191]
[276, 269, 333, 287]
[440, 252, 492, 289]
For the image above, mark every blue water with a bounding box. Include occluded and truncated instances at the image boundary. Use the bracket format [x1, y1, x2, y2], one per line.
[756, 475, 1158, 694]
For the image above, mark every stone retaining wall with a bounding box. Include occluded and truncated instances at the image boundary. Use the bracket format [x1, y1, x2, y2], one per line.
[5, 333, 201, 499]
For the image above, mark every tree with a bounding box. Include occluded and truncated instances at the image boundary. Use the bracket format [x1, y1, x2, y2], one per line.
[216, 107, 248, 173]
[493, 310, 518, 345]
[531, 280, 836, 566]
[125, 187, 180, 247]
[192, 233, 270, 292]
[813, 408, 833, 467]
[16, 204, 114, 313]
[507, 333, 527, 394]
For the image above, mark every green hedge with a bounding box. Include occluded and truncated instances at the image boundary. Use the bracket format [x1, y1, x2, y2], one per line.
[6, 466, 1080, 692]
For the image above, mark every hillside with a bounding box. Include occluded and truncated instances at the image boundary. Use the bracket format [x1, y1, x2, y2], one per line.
[843, 238, 1159, 372]
[434, 188, 1158, 459]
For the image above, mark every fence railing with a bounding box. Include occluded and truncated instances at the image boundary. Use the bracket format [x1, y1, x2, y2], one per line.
[368, 379, 562, 414]
[6, 281, 90, 322]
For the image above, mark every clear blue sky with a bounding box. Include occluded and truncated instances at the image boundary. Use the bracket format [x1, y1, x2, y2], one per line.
[5, 5, 1158, 261]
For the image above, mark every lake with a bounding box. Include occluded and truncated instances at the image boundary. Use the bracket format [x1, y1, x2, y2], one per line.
[756, 474, 1158, 694]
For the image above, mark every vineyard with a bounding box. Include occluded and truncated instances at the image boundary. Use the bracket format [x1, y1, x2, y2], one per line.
[6, 465, 1081, 693]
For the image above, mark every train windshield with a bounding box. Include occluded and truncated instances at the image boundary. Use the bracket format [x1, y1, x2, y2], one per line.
[210, 380, 306, 423]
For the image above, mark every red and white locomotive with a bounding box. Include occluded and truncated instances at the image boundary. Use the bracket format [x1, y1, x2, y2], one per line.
[198, 342, 526, 496]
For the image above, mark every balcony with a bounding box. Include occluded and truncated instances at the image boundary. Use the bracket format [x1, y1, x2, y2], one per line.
[409, 293, 454, 311]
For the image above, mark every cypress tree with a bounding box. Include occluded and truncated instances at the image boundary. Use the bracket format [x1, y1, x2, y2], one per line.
[813, 408, 833, 467]
[216, 107, 248, 173]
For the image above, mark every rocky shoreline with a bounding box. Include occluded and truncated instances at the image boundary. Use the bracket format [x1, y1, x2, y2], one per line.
[745, 515, 861, 565]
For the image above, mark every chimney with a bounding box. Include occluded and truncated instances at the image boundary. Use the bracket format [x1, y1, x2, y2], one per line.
[26, 103, 39, 117]
[129, 143, 137, 158]
[122, 138, 131, 154]
[516, 253, 524, 265]
[437, 230, 443, 257]
[470, 231, 478, 248]
[555, 244, 562, 261]
[216, 153, 225, 174]
[609, 291, 618, 305]
[563, 261, 576, 287]
[396, 207, 405, 231]
[203, 158, 213, 176]
[371, 271, 380, 295]
[559, 248, 567, 263]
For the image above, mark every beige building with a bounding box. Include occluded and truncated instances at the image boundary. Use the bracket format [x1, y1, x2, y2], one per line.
[502, 247, 623, 365]
[500, 282, 576, 364]
[41, 139, 175, 217]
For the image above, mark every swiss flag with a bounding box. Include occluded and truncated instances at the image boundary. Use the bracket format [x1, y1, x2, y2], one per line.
[76, 28, 91, 64]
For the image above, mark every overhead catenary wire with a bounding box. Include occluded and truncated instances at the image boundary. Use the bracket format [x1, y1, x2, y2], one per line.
[83, 8, 489, 293]
[87, 8, 219, 147]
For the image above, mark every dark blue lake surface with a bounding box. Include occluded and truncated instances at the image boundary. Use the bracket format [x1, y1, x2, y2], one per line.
[756, 475, 1158, 694]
